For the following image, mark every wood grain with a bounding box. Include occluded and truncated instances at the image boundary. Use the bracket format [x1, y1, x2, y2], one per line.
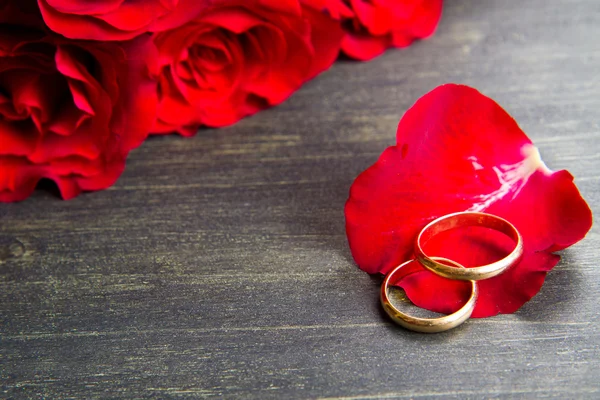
[1, 0, 599, 398]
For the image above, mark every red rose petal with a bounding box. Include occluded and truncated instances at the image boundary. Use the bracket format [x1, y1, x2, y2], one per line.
[0, 119, 38, 156]
[0, 158, 44, 202]
[109, 36, 159, 151]
[399, 267, 474, 314]
[94, 2, 173, 31]
[256, 0, 303, 16]
[345, 84, 592, 317]
[148, 0, 210, 33]
[44, 0, 123, 14]
[303, 4, 344, 79]
[342, 32, 389, 61]
[350, 0, 393, 36]
[391, 0, 443, 44]
[202, 8, 265, 34]
[39, 0, 210, 41]
[335, 0, 443, 60]
[302, 0, 353, 19]
[47, 101, 90, 136]
[38, 0, 139, 41]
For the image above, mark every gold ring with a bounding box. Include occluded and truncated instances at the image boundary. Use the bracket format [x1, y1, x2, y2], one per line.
[380, 257, 478, 333]
[415, 211, 523, 281]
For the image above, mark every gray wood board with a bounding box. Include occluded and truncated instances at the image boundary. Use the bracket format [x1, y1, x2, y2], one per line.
[1, 0, 599, 398]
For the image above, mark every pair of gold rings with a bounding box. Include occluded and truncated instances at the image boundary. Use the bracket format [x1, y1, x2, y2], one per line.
[380, 211, 524, 333]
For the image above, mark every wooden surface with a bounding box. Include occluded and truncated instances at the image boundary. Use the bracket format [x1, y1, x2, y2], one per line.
[2, 0, 599, 398]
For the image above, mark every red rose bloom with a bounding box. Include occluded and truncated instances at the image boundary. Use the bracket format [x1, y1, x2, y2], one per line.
[345, 84, 592, 317]
[152, 0, 344, 134]
[0, 4, 158, 202]
[38, 0, 210, 41]
[317, 0, 443, 60]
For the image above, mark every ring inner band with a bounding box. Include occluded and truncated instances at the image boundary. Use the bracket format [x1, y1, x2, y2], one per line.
[415, 211, 523, 281]
[380, 257, 478, 333]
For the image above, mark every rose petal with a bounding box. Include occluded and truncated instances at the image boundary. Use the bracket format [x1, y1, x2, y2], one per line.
[350, 0, 393, 36]
[0, 119, 38, 156]
[342, 32, 388, 61]
[149, 0, 210, 32]
[307, 0, 353, 19]
[0, 157, 44, 202]
[38, 0, 142, 41]
[38, 0, 210, 41]
[303, 4, 345, 79]
[95, 1, 174, 31]
[202, 8, 268, 34]
[335, 0, 443, 60]
[345, 84, 592, 317]
[390, 0, 443, 46]
[108, 35, 159, 151]
[44, 0, 123, 14]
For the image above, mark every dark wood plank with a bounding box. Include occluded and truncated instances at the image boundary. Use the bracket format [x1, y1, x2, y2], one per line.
[2, 0, 599, 398]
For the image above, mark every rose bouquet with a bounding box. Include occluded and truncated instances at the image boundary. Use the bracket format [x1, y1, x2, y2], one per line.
[0, 0, 442, 202]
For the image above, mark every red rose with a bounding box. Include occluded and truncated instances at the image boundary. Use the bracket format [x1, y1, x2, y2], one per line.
[152, 0, 344, 134]
[314, 0, 443, 60]
[0, 4, 158, 202]
[38, 0, 210, 41]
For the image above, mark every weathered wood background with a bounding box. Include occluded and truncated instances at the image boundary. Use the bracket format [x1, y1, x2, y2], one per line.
[2, 0, 599, 398]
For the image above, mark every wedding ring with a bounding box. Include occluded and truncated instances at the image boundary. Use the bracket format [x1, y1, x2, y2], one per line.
[381, 257, 478, 333]
[415, 211, 523, 281]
